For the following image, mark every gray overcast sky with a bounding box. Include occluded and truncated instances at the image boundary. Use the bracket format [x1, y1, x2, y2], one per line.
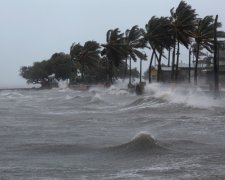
[0, 0, 225, 88]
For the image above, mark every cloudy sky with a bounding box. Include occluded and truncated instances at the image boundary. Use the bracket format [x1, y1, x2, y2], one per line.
[0, 0, 224, 88]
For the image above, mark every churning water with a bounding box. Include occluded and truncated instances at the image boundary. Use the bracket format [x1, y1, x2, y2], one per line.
[1, 82, 225, 180]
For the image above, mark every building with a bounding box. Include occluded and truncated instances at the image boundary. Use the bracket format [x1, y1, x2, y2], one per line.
[149, 63, 195, 82]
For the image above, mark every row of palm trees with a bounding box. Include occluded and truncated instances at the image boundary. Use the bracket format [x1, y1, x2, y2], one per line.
[70, 1, 225, 88]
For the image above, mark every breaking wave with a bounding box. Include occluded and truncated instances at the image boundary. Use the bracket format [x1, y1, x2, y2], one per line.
[89, 80, 225, 109]
[125, 96, 166, 108]
[106, 132, 163, 154]
[17, 132, 162, 155]
[144, 83, 225, 108]
[89, 93, 106, 104]
[0, 91, 30, 100]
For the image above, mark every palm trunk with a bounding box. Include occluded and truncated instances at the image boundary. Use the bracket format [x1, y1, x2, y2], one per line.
[168, 48, 171, 67]
[194, 42, 200, 85]
[111, 62, 114, 83]
[81, 61, 84, 82]
[124, 58, 128, 80]
[139, 59, 142, 83]
[157, 48, 163, 82]
[214, 15, 219, 97]
[108, 60, 113, 83]
[171, 37, 176, 81]
[218, 45, 220, 71]
[106, 60, 109, 82]
[129, 57, 132, 84]
[188, 49, 191, 83]
[175, 40, 180, 81]
[149, 49, 155, 83]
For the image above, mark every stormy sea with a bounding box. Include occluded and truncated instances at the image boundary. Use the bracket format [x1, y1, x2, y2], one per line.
[1, 81, 225, 180]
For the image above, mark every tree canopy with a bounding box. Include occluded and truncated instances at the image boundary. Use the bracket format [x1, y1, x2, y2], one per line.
[20, 0, 225, 89]
[20, 53, 75, 87]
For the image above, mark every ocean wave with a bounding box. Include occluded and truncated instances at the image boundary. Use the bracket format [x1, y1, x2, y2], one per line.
[61, 95, 93, 103]
[104, 86, 129, 95]
[23, 133, 162, 157]
[17, 143, 95, 154]
[105, 132, 163, 154]
[0, 91, 30, 100]
[89, 93, 106, 104]
[126, 96, 166, 107]
[145, 83, 225, 109]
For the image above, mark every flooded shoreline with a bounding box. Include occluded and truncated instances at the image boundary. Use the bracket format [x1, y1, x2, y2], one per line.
[1, 82, 225, 179]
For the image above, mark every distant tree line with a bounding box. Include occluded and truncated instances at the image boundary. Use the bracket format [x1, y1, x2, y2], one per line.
[20, 50, 139, 88]
[20, 53, 75, 87]
[20, 0, 225, 91]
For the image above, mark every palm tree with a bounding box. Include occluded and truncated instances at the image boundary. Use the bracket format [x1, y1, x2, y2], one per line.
[144, 16, 173, 82]
[101, 28, 127, 83]
[170, 0, 197, 81]
[70, 43, 83, 79]
[124, 25, 147, 84]
[144, 16, 160, 83]
[70, 41, 101, 82]
[214, 15, 219, 96]
[189, 16, 225, 85]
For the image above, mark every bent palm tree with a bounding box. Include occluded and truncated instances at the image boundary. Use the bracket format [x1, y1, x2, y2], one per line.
[189, 16, 225, 85]
[144, 16, 173, 82]
[70, 43, 83, 78]
[70, 41, 101, 82]
[101, 28, 127, 83]
[124, 25, 147, 84]
[170, 0, 197, 81]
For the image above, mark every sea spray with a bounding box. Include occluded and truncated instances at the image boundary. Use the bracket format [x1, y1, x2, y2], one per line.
[131, 131, 158, 147]
[145, 83, 225, 108]
[89, 93, 104, 104]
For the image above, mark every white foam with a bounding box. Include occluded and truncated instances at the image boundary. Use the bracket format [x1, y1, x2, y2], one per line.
[89, 93, 104, 103]
[106, 170, 144, 179]
[52, 80, 72, 92]
[130, 131, 158, 148]
[65, 95, 73, 100]
[58, 80, 69, 89]
[145, 83, 225, 108]
[103, 79, 130, 95]
[0, 91, 26, 99]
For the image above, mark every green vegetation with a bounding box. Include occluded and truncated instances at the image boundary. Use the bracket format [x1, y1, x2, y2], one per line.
[20, 0, 225, 94]
[20, 53, 75, 88]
